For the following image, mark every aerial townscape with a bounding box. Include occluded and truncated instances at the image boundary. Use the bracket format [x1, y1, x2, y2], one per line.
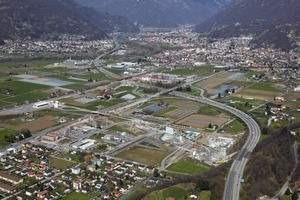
[0, 0, 300, 200]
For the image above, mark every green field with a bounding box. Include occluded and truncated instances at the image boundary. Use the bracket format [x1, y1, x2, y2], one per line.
[259, 134, 269, 142]
[116, 85, 135, 92]
[223, 119, 246, 133]
[167, 159, 209, 175]
[115, 146, 169, 166]
[244, 71, 265, 78]
[0, 60, 60, 69]
[153, 106, 177, 117]
[198, 105, 222, 116]
[61, 192, 98, 200]
[145, 186, 188, 200]
[48, 157, 75, 170]
[104, 68, 125, 75]
[0, 81, 50, 105]
[62, 98, 125, 110]
[199, 191, 211, 200]
[125, 188, 148, 200]
[247, 82, 282, 92]
[108, 124, 136, 135]
[0, 129, 18, 149]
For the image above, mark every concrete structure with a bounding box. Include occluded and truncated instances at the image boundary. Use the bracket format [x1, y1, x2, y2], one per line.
[42, 132, 59, 142]
[121, 94, 136, 100]
[166, 126, 174, 135]
[0, 182, 16, 193]
[0, 172, 23, 184]
[64, 59, 89, 67]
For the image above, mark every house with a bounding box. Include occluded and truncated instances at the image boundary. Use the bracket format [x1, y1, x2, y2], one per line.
[16, 193, 35, 200]
[0, 171, 23, 184]
[43, 170, 52, 177]
[0, 182, 16, 193]
[101, 192, 110, 199]
[274, 96, 285, 101]
[27, 171, 35, 178]
[25, 186, 39, 196]
[36, 173, 44, 181]
[87, 165, 96, 172]
[112, 189, 121, 198]
[73, 179, 83, 190]
[71, 167, 81, 175]
[38, 190, 48, 199]
[4, 164, 13, 170]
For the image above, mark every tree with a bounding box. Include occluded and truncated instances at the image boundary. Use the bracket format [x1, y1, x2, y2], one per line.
[197, 180, 210, 190]
[21, 129, 31, 138]
[185, 86, 192, 92]
[84, 154, 93, 164]
[292, 191, 298, 200]
[208, 123, 213, 129]
[218, 93, 221, 98]
[153, 169, 160, 177]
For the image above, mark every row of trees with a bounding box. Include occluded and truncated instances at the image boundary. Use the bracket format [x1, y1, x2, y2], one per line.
[176, 85, 192, 92]
[4, 129, 32, 143]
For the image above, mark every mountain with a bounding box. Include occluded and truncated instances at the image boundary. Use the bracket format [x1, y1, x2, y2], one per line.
[0, 0, 138, 43]
[76, 0, 230, 28]
[195, 0, 300, 50]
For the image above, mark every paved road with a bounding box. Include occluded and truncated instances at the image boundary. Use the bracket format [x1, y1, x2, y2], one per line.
[171, 90, 261, 200]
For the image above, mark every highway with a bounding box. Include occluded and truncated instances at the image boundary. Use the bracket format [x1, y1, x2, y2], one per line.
[171, 89, 261, 200]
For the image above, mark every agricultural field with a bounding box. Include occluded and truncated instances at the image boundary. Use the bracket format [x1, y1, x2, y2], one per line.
[0, 115, 58, 132]
[115, 146, 170, 166]
[0, 60, 62, 72]
[0, 81, 51, 107]
[61, 97, 125, 110]
[222, 119, 246, 133]
[195, 72, 247, 94]
[145, 184, 194, 200]
[162, 99, 199, 119]
[233, 82, 285, 101]
[156, 65, 216, 76]
[48, 157, 75, 170]
[108, 124, 138, 135]
[61, 191, 98, 200]
[176, 114, 229, 129]
[198, 105, 222, 116]
[167, 158, 209, 175]
[142, 99, 200, 120]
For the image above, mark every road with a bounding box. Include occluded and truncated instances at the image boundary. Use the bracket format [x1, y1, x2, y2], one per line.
[171, 89, 261, 200]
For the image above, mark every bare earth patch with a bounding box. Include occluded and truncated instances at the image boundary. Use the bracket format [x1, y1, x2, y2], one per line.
[234, 89, 284, 100]
[115, 147, 169, 166]
[0, 115, 57, 132]
[166, 108, 195, 119]
[282, 93, 300, 101]
[195, 72, 236, 94]
[176, 114, 229, 129]
[170, 100, 199, 110]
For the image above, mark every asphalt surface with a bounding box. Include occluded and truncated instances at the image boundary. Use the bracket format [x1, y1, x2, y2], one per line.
[171, 90, 261, 200]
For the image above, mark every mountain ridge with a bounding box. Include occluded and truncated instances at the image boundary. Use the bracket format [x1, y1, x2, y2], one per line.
[0, 0, 138, 43]
[76, 0, 230, 28]
[195, 0, 300, 50]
